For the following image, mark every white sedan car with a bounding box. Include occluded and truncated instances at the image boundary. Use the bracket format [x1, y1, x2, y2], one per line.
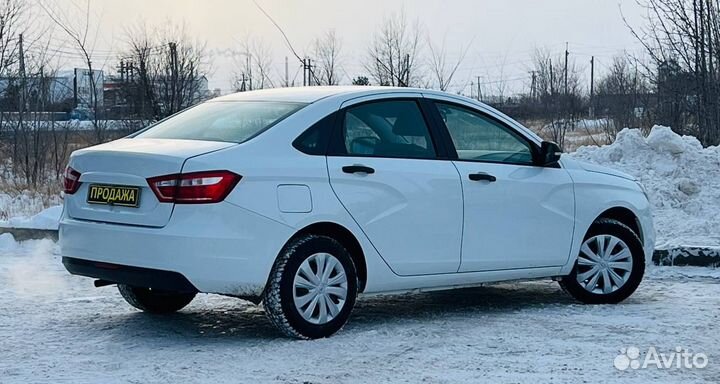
[61, 86, 655, 339]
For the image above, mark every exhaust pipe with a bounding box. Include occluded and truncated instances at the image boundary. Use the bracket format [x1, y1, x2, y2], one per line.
[93, 279, 115, 288]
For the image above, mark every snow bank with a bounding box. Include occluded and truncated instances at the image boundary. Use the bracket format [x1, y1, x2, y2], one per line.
[0, 190, 61, 223]
[0, 205, 62, 230]
[572, 126, 720, 249]
[0, 232, 18, 251]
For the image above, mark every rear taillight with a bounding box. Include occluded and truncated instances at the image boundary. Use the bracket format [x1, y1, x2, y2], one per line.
[147, 170, 241, 204]
[63, 166, 82, 194]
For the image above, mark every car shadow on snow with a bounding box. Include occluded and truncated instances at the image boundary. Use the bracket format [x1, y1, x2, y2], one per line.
[101, 301, 283, 341]
[79, 281, 585, 341]
[349, 281, 577, 327]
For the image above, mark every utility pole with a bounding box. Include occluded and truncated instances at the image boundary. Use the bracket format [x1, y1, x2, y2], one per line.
[307, 58, 314, 86]
[169, 42, 178, 112]
[590, 56, 595, 118]
[73, 68, 78, 108]
[530, 71, 537, 101]
[239, 73, 247, 92]
[285, 56, 289, 87]
[18, 33, 27, 113]
[405, 53, 410, 86]
[302, 58, 307, 86]
[247, 54, 253, 91]
[311, 58, 316, 85]
[119, 60, 125, 83]
[564, 42, 569, 96]
[16, 32, 26, 177]
[549, 58, 554, 96]
[476, 76, 482, 102]
[88, 59, 95, 114]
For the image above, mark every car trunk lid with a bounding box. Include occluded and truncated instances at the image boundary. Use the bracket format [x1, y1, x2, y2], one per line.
[66, 138, 234, 227]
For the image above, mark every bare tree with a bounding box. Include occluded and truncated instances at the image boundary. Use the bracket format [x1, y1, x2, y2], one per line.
[233, 35, 274, 91]
[426, 35, 469, 91]
[157, 23, 209, 115]
[312, 30, 342, 86]
[365, 10, 423, 87]
[352, 76, 370, 86]
[0, 0, 24, 78]
[5, 20, 73, 186]
[625, 0, 720, 145]
[120, 22, 209, 119]
[486, 54, 511, 102]
[121, 22, 161, 119]
[15, 50, 54, 186]
[529, 47, 585, 149]
[0, 0, 27, 163]
[595, 54, 651, 140]
[40, 0, 108, 143]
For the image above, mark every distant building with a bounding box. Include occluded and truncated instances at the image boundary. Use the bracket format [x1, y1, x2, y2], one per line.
[0, 68, 104, 113]
[102, 73, 210, 118]
[195, 76, 210, 100]
[73, 68, 104, 109]
[1, 66, 210, 119]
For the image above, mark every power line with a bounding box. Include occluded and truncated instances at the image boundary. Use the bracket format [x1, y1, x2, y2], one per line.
[251, 0, 321, 86]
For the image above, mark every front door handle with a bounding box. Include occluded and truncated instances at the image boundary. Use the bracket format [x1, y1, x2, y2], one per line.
[342, 165, 375, 174]
[468, 172, 496, 182]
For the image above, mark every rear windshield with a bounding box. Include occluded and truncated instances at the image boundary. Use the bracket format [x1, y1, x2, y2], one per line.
[135, 101, 306, 143]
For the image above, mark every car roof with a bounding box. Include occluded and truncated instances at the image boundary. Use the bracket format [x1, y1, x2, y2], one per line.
[212, 86, 543, 145]
[213, 86, 444, 104]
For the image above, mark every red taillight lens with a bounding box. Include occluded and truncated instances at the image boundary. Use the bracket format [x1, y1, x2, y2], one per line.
[147, 170, 241, 204]
[63, 166, 82, 194]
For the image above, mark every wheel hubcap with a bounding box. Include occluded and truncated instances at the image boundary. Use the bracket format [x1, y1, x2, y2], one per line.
[293, 253, 348, 325]
[576, 235, 633, 294]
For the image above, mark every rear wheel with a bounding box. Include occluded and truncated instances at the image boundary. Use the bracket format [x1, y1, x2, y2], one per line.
[263, 234, 358, 339]
[117, 284, 196, 314]
[560, 218, 645, 304]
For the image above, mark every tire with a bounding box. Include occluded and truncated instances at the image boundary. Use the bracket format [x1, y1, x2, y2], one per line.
[263, 234, 359, 339]
[117, 284, 196, 314]
[560, 218, 645, 304]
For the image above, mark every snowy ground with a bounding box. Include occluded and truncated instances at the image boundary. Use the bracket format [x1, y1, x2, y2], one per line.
[1, 236, 717, 383]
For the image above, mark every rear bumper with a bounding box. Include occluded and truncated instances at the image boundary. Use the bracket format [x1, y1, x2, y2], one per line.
[60, 202, 296, 297]
[62, 257, 198, 293]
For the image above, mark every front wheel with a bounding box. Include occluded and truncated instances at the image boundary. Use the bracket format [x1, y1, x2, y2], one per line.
[118, 284, 196, 314]
[560, 218, 645, 304]
[263, 234, 358, 339]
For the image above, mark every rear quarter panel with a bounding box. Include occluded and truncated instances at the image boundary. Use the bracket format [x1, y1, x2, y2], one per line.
[180, 96, 401, 293]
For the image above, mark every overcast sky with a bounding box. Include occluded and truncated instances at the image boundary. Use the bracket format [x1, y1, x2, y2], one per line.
[47, 0, 649, 95]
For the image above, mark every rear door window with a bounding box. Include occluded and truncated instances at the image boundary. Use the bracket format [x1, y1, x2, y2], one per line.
[135, 101, 306, 143]
[340, 100, 437, 159]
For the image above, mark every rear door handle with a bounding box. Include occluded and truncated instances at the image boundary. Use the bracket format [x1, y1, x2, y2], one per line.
[342, 165, 375, 174]
[468, 172, 496, 182]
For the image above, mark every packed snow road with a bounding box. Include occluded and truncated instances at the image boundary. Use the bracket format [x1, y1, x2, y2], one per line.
[1, 237, 718, 384]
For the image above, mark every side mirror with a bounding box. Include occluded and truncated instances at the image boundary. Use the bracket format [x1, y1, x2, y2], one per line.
[538, 141, 562, 166]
